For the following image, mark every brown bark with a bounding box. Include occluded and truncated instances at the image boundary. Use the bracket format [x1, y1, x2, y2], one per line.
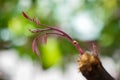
[78, 51, 115, 80]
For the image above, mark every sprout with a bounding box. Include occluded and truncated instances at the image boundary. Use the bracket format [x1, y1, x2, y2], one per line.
[22, 12, 84, 56]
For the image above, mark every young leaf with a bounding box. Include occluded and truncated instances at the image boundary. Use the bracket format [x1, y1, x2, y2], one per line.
[32, 38, 40, 56]
[42, 33, 47, 45]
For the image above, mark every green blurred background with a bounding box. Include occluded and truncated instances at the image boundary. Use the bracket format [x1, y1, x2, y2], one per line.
[0, 0, 120, 79]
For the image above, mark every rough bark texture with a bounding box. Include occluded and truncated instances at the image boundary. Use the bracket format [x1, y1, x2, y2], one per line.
[78, 51, 115, 80]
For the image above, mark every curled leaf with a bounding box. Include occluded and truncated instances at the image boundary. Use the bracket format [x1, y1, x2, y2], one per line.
[32, 38, 36, 53]
[32, 38, 40, 56]
[34, 45, 40, 56]
[42, 33, 47, 45]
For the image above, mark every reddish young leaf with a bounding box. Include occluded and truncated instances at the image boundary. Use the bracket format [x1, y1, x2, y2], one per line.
[32, 38, 37, 53]
[32, 38, 40, 56]
[34, 45, 40, 56]
[22, 12, 32, 21]
[42, 34, 47, 45]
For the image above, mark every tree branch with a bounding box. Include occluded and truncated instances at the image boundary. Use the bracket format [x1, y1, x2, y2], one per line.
[78, 51, 115, 80]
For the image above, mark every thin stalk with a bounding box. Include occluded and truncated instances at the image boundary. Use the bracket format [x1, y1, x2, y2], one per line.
[22, 12, 84, 55]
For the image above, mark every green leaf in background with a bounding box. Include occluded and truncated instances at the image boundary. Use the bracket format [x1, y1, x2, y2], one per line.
[41, 37, 62, 69]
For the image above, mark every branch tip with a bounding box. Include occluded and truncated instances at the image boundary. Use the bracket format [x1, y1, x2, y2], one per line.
[22, 12, 84, 56]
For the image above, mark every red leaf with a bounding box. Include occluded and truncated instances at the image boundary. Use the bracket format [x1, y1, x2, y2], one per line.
[32, 38, 37, 53]
[42, 34, 47, 45]
[32, 38, 40, 56]
[22, 12, 30, 19]
[22, 12, 32, 21]
[34, 46, 40, 56]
